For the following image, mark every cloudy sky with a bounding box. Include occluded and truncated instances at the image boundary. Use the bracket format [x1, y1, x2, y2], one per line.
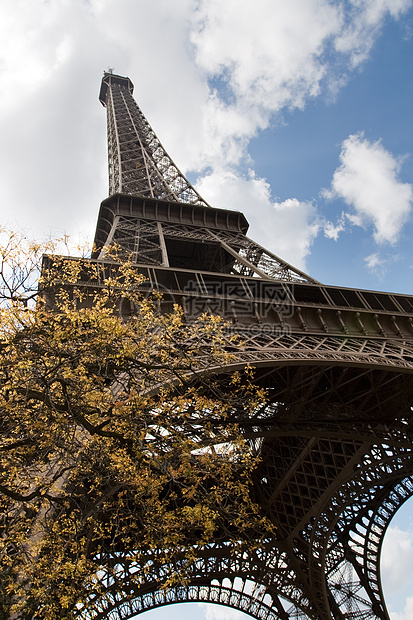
[1, 0, 413, 618]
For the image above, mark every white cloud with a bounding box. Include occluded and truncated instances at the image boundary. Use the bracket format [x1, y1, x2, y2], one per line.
[324, 133, 413, 244]
[0, 0, 209, 242]
[191, 0, 340, 110]
[196, 171, 320, 270]
[362, 251, 401, 278]
[0, 0, 411, 267]
[199, 603, 250, 620]
[323, 214, 346, 241]
[189, 0, 413, 171]
[381, 525, 413, 593]
[364, 252, 386, 272]
[389, 597, 413, 620]
[334, 0, 412, 67]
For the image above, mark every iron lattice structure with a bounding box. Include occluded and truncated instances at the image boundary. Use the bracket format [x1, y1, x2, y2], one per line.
[81, 72, 413, 619]
[99, 73, 209, 206]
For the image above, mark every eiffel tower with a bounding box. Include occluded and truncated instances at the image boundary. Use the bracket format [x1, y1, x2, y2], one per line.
[85, 72, 413, 620]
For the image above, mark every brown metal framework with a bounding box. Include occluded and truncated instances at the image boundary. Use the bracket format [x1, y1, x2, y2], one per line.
[76, 73, 413, 619]
[99, 73, 210, 206]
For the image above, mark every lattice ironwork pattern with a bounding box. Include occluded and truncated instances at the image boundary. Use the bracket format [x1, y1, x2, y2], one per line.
[36, 73, 413, 619]
[97, 211, 318, 284]
[100, 73, 209, 206]
[74, 414, 413, 620]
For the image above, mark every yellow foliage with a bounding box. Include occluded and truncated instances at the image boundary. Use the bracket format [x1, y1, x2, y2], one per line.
[0, 229, 274, 619]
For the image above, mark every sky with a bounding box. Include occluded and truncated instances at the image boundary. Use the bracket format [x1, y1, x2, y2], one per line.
[0, 0, 413, 618]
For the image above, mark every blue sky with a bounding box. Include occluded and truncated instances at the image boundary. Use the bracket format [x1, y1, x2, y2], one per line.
[261, 17, 413, 293]
[0, 1, 413, 618]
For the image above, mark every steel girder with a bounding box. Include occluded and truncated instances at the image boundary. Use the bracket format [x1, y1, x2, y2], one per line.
[96, 211, 318, 284]
[75, 422, 413, 620]
[100, 73, 209, 207]
[67, 74, 413, 618]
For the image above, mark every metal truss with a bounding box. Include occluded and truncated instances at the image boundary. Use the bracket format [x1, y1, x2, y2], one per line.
[72, 385, 413, 620]
[55, 73, 413, 619]
[98, 72, 317, 284]
[100, 72, 209, 207]
[74, 434, 413, 620]
[97, 211, 318, 284]
[80, 582, 296, 620]
[308, 448, 413, 619]
[227, 332, 413, 372]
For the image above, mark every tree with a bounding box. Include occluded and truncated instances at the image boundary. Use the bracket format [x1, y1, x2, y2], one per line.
[0, 228, 272, 619]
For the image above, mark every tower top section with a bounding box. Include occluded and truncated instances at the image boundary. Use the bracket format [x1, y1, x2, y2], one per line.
[99, 71, 211, 206]
[99, 72, 134, 106]
[96, 71, 319, 284]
